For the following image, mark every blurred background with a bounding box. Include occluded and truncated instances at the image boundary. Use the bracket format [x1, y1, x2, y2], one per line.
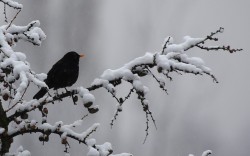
[1, 0, 250, 155]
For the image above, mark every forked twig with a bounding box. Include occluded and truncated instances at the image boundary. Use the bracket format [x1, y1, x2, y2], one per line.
[6, 9, 21, 30]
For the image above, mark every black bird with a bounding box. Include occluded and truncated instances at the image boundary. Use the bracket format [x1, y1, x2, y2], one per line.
[33, 51, 84, 99]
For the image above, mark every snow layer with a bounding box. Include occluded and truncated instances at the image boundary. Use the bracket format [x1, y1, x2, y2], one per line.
[163, 36, 204, 54]
[8, 120, 100, 144]
[0, 0, 23, 9]
[77, 87, 95, 104]
[87, 142, 132, 156]
[0, 128, 5, 134]
[16, 146, 31, 156]
[202, 150, 212, 156]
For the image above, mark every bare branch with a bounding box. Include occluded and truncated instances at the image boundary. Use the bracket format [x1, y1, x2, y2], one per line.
[196, 44, 243, 53]
[5, 9, 21, 30]
[146, 66, 168, 94]
[3, 4, 8, 23]
[110, 88, 134, 128]
[161, 36, 171, 55]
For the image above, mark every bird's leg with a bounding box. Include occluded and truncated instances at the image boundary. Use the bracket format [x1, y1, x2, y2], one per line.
[65, 88, 77, 105]
[64, 88, 69, 93]
[54, 89, 62, 101]
[46, 91, 54, 104]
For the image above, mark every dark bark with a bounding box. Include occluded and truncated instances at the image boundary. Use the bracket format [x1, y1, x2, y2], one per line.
[0, 100, 11, 156]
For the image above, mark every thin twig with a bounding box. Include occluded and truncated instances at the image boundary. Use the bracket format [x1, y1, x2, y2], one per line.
[122, 88, 134, 103]
[162, 70, 173, 81]
[4, 4, 8, 23]
[136, 92, 157, 144]
[110, 88, 134, 128]
[184, 27, 224, 51]
[5, 81, 30, 113]
[196, 44, 243, 53]
[6, 9, 21, 30]
[146, 66, 168, 94]
[81, 114, 88, 120]
[161, 37, 171, 55]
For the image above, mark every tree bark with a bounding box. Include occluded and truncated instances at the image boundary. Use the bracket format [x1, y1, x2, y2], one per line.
[0, 100, 11, 156]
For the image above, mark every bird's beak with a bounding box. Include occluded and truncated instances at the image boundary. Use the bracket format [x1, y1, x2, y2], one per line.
[79, 54, 85, 58]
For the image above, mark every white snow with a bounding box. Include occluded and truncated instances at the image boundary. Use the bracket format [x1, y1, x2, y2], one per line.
[30, 120, 37, 126]
[8, 121, 100, 145]
[96, 142, 113, 156]
[124, 52, 154, 69]
[77, 87, 95, 104]
[27, 72, 47, 88]
[87, 147, 99, 156]
[2, 20, 46, 46]
[15, 99, 40, 113]
[0, 20, 47, 106]
[0, 0, 23, 9]
[62, 120, 83, 129]
[156, 54, 171, 70]
[202, 150, 212, 156]
[16, 146, 31, 156]
[132, 80, 149, 95]
[0, 128, 5, 134]
[163, 36, 204, 54]
[61, 132, 67, 139]
[86, 138, 96, 146]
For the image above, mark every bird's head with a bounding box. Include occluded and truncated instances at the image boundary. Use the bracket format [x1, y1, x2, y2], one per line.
[64, 51, 84, 61]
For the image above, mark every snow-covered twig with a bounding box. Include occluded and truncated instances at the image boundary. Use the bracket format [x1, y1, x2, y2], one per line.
[8, 121, 99, 145]
[2, 20, 46, 46]
[0, 0, 23, 10]
[3, 4, 8, 23]
[196, 44, 242, 53]
[8, 87, 96, 121]
[184, 27, 224, 51]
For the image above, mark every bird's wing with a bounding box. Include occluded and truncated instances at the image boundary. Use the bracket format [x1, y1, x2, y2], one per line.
[46, 59, 65, 87]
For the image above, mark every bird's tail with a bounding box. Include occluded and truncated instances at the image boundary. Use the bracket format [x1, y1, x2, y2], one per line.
[33, 87, 48, 99]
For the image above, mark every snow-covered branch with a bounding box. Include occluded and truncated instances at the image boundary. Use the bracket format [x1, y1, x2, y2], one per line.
[8, 87, 97, 122]
[0, 0, 22, 10]
[1, 20, 46, 46]
[8, 120, 99, 145]
[83, 27, 241, 140]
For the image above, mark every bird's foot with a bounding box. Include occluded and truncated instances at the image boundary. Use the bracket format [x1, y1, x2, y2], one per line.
[54, 90, 63, 101]
[65, 88, 77, 105]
